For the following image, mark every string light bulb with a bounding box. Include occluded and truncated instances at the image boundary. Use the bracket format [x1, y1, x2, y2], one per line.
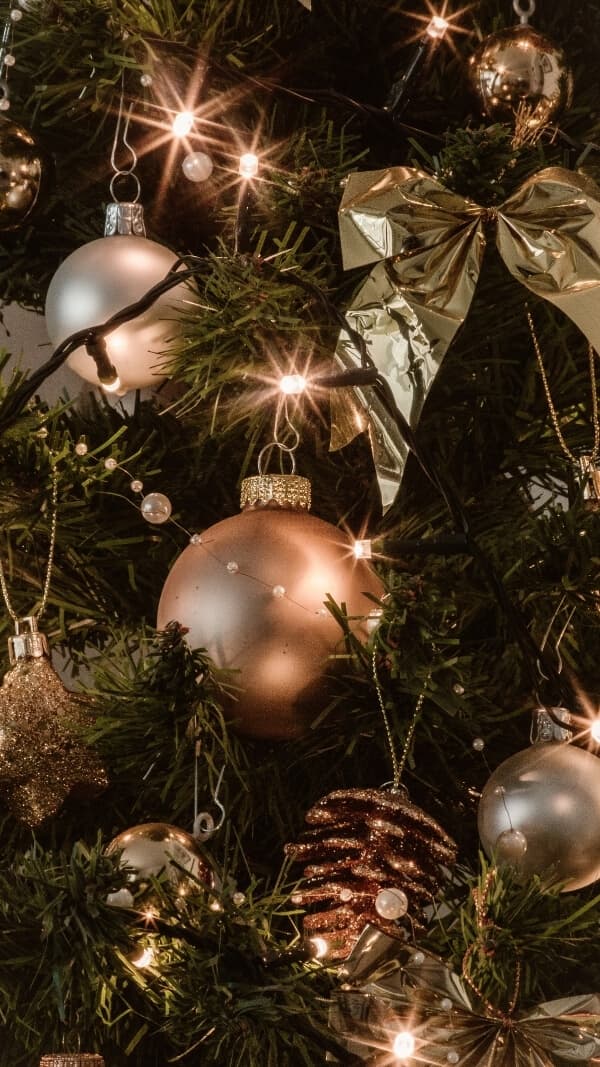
[239, 151, 259, 179]
[130, 945, 155, 969]
[353, 539, 373, 560]
[279, 373, 307, 395]
[392, 1030, 416, 1060]
[172, 110, 195, 137]
[309, 936, 328, 959]
[426, 14, 449, 39]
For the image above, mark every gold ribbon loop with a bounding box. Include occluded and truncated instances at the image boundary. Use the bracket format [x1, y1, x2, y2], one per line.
[332, 166, 600, 509]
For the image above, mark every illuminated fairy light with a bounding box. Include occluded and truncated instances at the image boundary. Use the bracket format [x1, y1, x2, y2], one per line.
[353, 539, 373, 560]
[172, 110, 195, 137]
[279, 373, 307, 395]
[239, 151, 259, 179]
[589, 716, 600, 743]
[130, 945, 155, 969]
[425, 13, 449, 38]
[101, 375, 122, 394]
[309, 936, 329, 959]
[392, 1030, 416, 1060]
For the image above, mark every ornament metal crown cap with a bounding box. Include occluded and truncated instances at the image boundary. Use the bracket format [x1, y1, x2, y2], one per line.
[40, 1057, 105, 1067]
[104, 200, 146, 237]
[8, 615, 49, 665]
[240, 473, 312, 510]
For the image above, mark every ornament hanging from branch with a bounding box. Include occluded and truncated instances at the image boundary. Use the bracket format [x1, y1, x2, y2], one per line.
[0, 1, 45, 230]
[468, 0, 572, 128]
[44, 91, 194, 395]
[286, 668, 456, 960]
[157, 391, 384, 740]
[330, 165, 600, 509]
[0, 468, 107, 826]
[478, 706, 600, 892]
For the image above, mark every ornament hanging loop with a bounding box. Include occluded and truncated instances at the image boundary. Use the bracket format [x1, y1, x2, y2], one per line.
[513, 0, 535, 24]
[109, 84, 141, 204]
[193, 764, 225, 842]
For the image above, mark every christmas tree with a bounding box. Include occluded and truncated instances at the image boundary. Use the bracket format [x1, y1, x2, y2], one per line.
[1, 0, 600, 1064]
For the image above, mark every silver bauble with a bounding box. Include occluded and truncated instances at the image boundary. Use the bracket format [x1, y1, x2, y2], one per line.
[0, 116, 44, 230]
[468, 25, 573, 126]
[478, 742, 600, 891]
[45, 227, 191, 393]
[157, 475, 384, 740]
[105, 821, 213, 901]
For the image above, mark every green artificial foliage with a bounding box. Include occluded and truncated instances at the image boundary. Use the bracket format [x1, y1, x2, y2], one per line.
[0, 0, 598, 1064]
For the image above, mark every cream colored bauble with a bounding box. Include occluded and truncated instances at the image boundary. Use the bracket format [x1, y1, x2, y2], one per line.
[45, 202, 192, 394]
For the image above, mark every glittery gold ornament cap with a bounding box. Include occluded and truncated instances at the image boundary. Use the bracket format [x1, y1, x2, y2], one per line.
[40, 1057, 105, 1067]
[240, 474, 311, 510]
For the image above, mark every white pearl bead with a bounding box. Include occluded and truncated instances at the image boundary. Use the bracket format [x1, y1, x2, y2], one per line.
[104, 457, 118, 470]
[190, 532, 202, 545]
[130, 479, 144, 493]
[140, 492, 172, 525]
[472, 737, 485, 752]
[182, 151, 214, 183]
[375, 887, 409, 920]
[226, 561, 239, 574]
[74, 441, 88, 456]
[272, 585, 286, 598]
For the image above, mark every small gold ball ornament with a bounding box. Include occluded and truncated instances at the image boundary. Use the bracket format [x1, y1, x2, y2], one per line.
[0, 115, 44, 229]
[468, 24, 573, 126]
[105, 822, 213, 903]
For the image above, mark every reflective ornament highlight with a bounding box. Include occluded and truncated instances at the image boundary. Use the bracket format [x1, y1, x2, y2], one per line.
[105, 821, 213, 901]
[45, 202, 192, 394]
[157, 474, 384, 739]
[141, 492, 172, 524]
[182, 151, 214, 182]
[478, 742, 600, 890]
[468, 25, 572, 126]
[0, 116, 44, 230]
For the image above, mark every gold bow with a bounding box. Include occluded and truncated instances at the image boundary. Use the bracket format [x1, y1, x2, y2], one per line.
[330, 926, 600, 1065]
[330, 166, 600, 510]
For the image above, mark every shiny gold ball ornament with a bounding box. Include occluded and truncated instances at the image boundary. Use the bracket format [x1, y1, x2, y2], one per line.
[478, 741, 600, 891]
[45, 201, 192, 394]
[157, 474, 385, 740]
[468, 24, 573, 126]
[105, 821, 213, 901]
[0, 115, 44, 229]
[285, 786, 457, 960]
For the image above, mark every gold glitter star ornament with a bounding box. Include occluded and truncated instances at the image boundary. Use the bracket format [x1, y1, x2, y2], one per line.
[0, 616, 108, 826]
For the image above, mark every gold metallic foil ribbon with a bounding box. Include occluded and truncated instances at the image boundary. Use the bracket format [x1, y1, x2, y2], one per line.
[330, 925, 600, 1064]
[331, 166, 600, 510]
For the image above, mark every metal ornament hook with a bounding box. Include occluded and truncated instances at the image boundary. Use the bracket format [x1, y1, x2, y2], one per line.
[513, 0, 535, 24]
[193, 765, 226, 842]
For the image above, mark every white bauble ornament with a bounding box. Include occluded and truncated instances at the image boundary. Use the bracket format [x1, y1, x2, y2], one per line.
[182, 151, 214, 182]
[478, 741, 600, 891]
[45, 202, 192, 394]
[157, 474, 384, 740]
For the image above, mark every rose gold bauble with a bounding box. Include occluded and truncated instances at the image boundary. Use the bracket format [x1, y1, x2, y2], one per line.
[157, 475, 384, 740]
[105, 821, 213, 898]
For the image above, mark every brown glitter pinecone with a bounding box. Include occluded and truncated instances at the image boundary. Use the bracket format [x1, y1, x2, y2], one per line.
[285, 786, 456, 960]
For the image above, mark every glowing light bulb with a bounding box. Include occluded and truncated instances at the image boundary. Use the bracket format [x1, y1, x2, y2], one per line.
[279, 373, 307, 395]
[393, 1031, 415, 1060]
[101, 375, 122, 394]
[172, 110, 195, 137]
[239, 151, 259, 179]
[309, 936, 328, 959]
[130, 945, 155, 968]
[353, 539, 373, 560]
[591, 719, 600, 743]
[426, 14, 449, 39]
